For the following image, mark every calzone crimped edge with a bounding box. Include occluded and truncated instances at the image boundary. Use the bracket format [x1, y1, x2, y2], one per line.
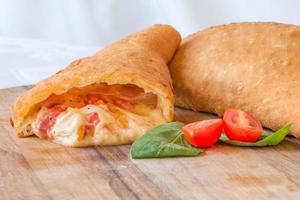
[170, 22, 300, 138]
[11, 24, 181, 147]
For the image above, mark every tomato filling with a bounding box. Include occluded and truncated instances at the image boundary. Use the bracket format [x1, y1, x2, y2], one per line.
[37, 104, 66, 138]
[33, 83, 160, 143]
[84, 112, 100, 136]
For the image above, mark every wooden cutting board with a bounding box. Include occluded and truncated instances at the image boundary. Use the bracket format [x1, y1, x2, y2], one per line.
[1, 86, 300, 200]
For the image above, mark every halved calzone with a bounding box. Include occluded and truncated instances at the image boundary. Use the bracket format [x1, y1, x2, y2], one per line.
[11, 24, 181, 146]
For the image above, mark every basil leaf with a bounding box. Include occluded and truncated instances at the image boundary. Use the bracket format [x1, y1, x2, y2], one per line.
[130, 122, 202, 159]
[219, 124, 291, 147]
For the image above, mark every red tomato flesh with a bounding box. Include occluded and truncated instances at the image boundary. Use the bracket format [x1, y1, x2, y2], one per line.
[223, 108, 263, 142]
[84, 112, 100, 136]
[86, 112, 100, 124]
[182, 119, 223, 148]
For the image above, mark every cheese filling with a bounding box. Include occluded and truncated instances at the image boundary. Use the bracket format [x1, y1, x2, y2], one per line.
[30, 83, 165, 146]
[33, 104, 164, 146]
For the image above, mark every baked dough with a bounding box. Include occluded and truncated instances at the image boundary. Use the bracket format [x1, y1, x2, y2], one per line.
[170, 22, 300, 138]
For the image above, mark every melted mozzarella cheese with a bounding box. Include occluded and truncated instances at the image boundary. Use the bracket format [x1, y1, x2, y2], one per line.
[51, 108, 86, 146]
[121, 108, 164, 140]
[77, 104, 161, 146]
[81, 105, 119, 145]
[35, 103, 165, 146]
[91, 106, 164, 146]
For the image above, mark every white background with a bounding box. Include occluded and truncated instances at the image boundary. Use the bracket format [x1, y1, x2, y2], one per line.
[1, 0, 300, 88]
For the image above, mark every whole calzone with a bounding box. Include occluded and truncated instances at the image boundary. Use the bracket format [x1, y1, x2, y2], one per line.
[170, 22, 300, 138]
[11, 24, 181, 146]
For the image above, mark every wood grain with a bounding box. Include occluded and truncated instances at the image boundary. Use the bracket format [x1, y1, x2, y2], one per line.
[1, 86, 300, 200]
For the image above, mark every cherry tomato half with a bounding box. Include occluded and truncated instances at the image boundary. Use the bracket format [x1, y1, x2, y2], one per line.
[182, 119, 223, 148]
[223, 108, 263, 142]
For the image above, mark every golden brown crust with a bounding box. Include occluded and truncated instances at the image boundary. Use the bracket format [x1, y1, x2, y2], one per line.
[12, 24, 181, 137]
[170, 22, 300, 138]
